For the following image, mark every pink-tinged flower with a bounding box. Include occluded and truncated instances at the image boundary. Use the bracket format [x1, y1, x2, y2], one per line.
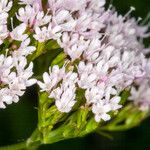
[92, 101, 111, 122]
[38, 65, 65, 93]
[33, 26, 48, 42]
[0, 54, 36, 108]
[58, 32, 90, 61]
[10, 23, 28, 41]
[12, 38, 36, 59]
[38, 65, 77, 113]
[129, 80, 150, 111]
[19, 0, 43, 10]
[50, 76, 77, 113]
[0, 1, 12, 44]
[85, 85, 105, 104]
[35, 0, 150, 122]
[0, 24, 9, 45]
[16, 4, 51, 27]
[0, 0, 12, 13]
[62, 0, 87, 11]
[87, 0, 106, 12]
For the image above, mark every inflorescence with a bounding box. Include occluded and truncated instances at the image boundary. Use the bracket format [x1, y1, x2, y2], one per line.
[0, 0, 150, 122]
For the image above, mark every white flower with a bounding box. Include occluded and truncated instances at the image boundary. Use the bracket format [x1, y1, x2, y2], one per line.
[51, 81, 76, 113]
[0, 12, 8, 25]
[35, 11, 51, 27]
[0, 88, 13, 108]
[63, 71, 78, 83]
[33, 26, 48, 42]
[0, 54, 36, 108]
[50, 72, 77, 113]
[0, 17, 8, 45]
[0, 0, 12, 13]
[19, 0, 42, 10]
[85, 85, 105, 104]
[39, 64, 78, 113]
[38, 65, 65, 92]
[15, 58, 37, 87]
[0, 55, 13, 84]
[19, 0, 35, 5]
[92, 95, 121, 122]
[12, 38, 36, 58]
[58, 33, 89, 60]
[129, 80, 150, 111]
[16, 4, 51, 27]
[47, 23, 62, 40]
[36, 0, 150, 122]
[16, 4, 39, 27]
[109, 96, 122, 111]
[53, 9, 71, 25]
[62, 0, 87, 11]
[33, 24, 62, 42]
[77, 62, 97, 89]
[105, 7, 149, 51]
[92, 101, 111, 122]
[117, 51, 146, 88]
[83, 39, 103, 62]
[10, 23, 28, 41]
[88, 0, 106, 12]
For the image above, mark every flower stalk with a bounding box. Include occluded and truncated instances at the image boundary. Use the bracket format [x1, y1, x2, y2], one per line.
[0, 142, 27, 150]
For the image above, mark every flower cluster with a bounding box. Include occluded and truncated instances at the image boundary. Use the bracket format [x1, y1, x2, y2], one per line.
[35, 0, 150, 122]
[0, 0, 12, 45]
[0, 55, 36, 108]
[0, 1, 36, 108]
[38, 65, 77, 113]
[129, 60, 150, 111]
[0, 0, 150, 123]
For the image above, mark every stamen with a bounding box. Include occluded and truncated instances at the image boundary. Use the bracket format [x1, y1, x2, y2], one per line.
[100, 33, 107, 43]
[124, 6, 135, 19]
[137, 17, 142, 24]
[109, 0, 114, 6]
[10, 17, 14, 31]
[5, 49, 9, 56]
[46, 8, 51, 15]
[108, 4, 113, 10]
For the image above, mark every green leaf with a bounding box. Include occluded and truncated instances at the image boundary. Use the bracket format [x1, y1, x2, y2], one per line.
[51, 52, 66, 67]
[120, 89, 130, 105]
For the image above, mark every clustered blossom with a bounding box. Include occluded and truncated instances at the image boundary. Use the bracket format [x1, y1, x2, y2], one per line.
[36, 0, 150, 122]
[0, 34, 36, 108]
[38, 65, 78, 113]
[129, 60, 150, 111]
[16, 3, 50, 28]
[0, 0, 150, 123]
[0, 0, 12, 45]
[19, 0, 42, 6]
[129, 80, 150, 111]
[0, 0, 37, 108]
[0, 54, 36, 108]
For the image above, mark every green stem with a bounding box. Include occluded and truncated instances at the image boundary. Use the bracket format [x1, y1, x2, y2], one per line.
[0, 129, 41, 150]
[0, 141, 27, 150]
[30, 42, 45, 61]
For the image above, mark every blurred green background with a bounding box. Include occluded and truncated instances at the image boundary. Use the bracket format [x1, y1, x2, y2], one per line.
[0, 0, 150, 149]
